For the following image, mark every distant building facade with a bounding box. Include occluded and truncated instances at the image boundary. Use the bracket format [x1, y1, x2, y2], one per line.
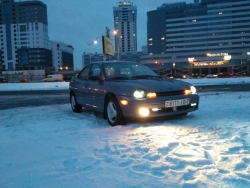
[52, 42, 74, 71]
[82, 52, 144, 67]
[0, 0, 74, 73]
[113, 2, 137, 53]
[145, 0, 250, 77]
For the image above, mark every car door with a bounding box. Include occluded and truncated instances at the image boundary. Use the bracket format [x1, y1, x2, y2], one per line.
[73, 65, 91, 106]
[85, 63, 106, 111]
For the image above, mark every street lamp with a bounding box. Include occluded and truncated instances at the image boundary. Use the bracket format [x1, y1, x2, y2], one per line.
[172, 62, 176, 78]
[85, 40, 97, 63]
[113, 30, 120, 60]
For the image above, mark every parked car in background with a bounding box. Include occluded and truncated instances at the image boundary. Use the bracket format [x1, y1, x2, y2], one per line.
[192, 73, 199, 78]
[200, 74, 206, 78]
[19, 78, 30, 83]
[217, 72, 234, 78]
[173, 74, 187, 79]
[69, 61, 199, 126]
[242, 72, 250, 77]
[206, 74, 217, 78]
[43, 74, 63, 82]
[0, 78, 8, 83]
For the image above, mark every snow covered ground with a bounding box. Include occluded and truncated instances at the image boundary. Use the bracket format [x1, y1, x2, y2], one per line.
[0, 77, 250, 91]
[1, 78, 250, 188]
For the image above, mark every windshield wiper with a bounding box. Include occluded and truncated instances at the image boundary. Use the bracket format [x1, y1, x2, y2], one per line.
[131, 75, 162, 79]
[107, 76, 129, 80]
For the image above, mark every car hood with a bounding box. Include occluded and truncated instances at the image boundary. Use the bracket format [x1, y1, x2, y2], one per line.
[109, 78, 191, 93]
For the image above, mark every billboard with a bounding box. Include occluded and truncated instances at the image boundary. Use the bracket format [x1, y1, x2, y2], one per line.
[102, 36, 114, 56]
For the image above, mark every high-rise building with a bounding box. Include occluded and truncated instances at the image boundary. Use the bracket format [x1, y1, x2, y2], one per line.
[0, 0, 74, 72]
[0, 0, 51, 70]
[113, 1, 137, 53]
[52, 42, 74, 71]
[144, 0, 250, 77]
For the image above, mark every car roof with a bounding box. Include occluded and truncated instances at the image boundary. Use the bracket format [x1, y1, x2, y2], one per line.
[92, 60, 139, 65]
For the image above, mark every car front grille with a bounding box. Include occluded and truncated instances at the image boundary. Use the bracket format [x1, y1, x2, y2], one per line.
[164, 104, 191, 112]
[150, 104, 198, 114]
[156, 90, 185, 96]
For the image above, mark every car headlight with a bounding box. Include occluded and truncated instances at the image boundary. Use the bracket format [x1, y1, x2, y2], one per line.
[133, 89, 146, 99]
[190, 86, 197, 94]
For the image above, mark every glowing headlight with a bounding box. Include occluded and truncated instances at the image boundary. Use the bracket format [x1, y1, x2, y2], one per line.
[139, 108, 149, 116]
[190, 86, 197, 94]
[133, 89, 146, 99]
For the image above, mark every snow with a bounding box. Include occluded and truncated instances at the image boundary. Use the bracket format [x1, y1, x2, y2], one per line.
[0, 77, 250, 91]
[1, 77, 250, 188]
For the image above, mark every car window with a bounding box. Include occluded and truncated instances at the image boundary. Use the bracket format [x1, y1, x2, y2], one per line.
[132, 64, 156, 76]
[121, 68, 132, 77]
[104, 66, 129, 79]
[103, 62, 157, 80]
[89, 64, 101, 81]
[78, 65, 91, 80]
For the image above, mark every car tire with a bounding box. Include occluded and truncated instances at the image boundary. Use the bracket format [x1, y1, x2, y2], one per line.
[106, 96, 124, 126]
[70, 93, 82, 112]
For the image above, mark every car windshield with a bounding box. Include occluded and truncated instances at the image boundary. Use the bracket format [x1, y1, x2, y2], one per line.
[103, 62, 159, 80]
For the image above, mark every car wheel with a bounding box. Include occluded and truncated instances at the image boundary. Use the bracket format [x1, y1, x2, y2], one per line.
[70, 93, 82, 112]
[106, 96, 124, 126]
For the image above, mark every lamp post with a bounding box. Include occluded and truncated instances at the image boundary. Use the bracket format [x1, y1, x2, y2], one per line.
[85, 40, 97, 63]
[113, 30, 119, 60]
[172, 62, 176, 78]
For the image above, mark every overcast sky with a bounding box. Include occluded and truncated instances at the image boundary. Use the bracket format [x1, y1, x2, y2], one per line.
[41, 0, 193, 69]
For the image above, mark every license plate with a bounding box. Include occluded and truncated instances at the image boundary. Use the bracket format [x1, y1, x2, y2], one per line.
[165, 98, 190, 108]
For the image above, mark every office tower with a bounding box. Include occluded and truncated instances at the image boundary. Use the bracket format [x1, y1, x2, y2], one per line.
[145, 0, 250, 76]
[0, 0, 74, 72]
[52, 42, 74, 71]
[148, 0, 250, 56]
[0, 0, 52, 70]
[113, 1, 137, 53]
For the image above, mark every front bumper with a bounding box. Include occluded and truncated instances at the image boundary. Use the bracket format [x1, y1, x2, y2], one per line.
[117, 94, 200, 118]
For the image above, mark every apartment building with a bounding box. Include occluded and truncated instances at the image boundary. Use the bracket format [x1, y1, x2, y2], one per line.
[0, 0, 74, 73]
[113, 1, 137, 53]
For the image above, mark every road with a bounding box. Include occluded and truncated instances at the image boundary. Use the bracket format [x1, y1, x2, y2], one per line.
[1, 84, 250, 110]
[0, 90, 69, 110]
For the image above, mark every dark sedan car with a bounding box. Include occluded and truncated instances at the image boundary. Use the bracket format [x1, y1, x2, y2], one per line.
[69, 61, 199, 126]
[217, 72, 234, 78]
[0, 78, 8, 83]
[19, 78, 30, 83]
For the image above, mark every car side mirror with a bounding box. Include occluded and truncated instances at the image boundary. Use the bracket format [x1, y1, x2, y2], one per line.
[99, 75, 105, 84]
